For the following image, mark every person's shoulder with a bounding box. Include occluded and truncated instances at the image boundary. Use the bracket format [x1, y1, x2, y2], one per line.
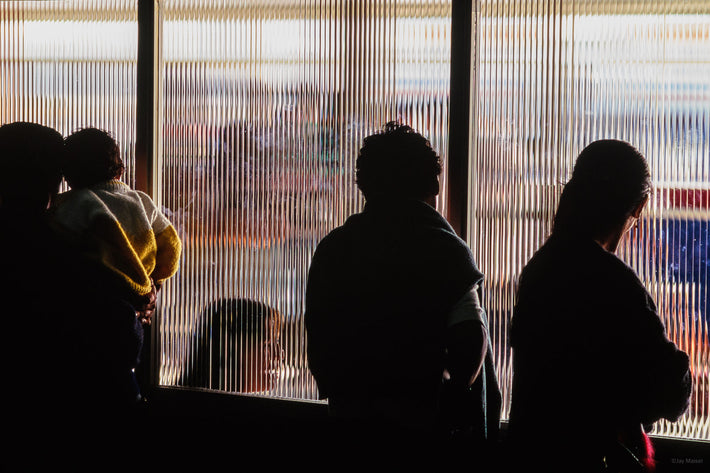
[53, 187, 91, 206]
[313, 221, 350, 255]
[319, 211, 367, 241]
[54, 183, 125, 214]
[310, 213, 371, 269]
[421, 228, 477, 284]
[48, 188, 100, 227]
[593, 241, 646, 289]
[52, 189, 73, 206]
[104, 181, 148, 205]
[90, 180, 140, 201]
[433, 225, 473, 255]
[133, 187, 155, 204]
[556, 235, 650, 300]
[405, 202, 472, 253]
[415, 214, 482, 286]
[128, 187, 172, 224]
[517, 235, 581, 288]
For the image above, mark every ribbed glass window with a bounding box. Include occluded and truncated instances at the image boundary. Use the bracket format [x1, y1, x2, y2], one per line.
[4, 0, 705, 443]
[470, 1, 709, 440]
[157, 1, 452, 400]
[0, 1, 138, 186]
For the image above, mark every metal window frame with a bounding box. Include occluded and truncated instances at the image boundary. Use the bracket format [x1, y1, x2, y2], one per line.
[135, 0, 158, 394]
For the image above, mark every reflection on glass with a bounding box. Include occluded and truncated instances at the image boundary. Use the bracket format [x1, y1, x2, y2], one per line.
[158, 1, 452, 401]
[471, 1, 709, 440]
[0, 1, 138, 186]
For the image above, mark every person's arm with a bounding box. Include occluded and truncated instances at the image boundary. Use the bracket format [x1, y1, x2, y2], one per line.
[138, 190, 182, 285]
[632, 291, 692, 425]
[445, 320, 487, 388]
[613, 282, 692, 427]
[151, 224, 182, 284]
[135, 279, 158, 325]
[304, 244, 332, 399]
[444, 287, 488, 388]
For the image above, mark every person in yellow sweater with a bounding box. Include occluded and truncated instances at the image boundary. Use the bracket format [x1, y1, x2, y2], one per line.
[50, 127, 182, 324]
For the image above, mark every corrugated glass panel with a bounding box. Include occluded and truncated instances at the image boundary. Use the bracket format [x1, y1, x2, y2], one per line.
[470, 0, 709, 440]
[158, 1, 452, 401]
[0, 1, 138, 186]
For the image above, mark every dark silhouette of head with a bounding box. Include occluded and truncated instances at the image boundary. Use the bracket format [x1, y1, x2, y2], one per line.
[356, 121, 442, 202]
[553, 139, 651, 240]
[63, 127, 124, 189]
[185, 298, 283, 393]
[0, 121, 64, 214]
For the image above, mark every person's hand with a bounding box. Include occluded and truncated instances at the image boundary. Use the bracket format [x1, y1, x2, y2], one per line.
[136, 280, 158, 325]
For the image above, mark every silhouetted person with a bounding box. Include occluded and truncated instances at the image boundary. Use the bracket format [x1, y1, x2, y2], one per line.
[181, 298, 283, 394]
[0, 122, 67, 426]
[508, 140, 692, 473]
[51, 127, 182, 324]
[0, 122, 121, 466]
[305, 122, 501, 464]
[0, 122, 161, 469]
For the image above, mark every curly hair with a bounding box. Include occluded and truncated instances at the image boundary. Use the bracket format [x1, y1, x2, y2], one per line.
[63, 127, 124, 188]
[356, 121, 442, 201]
[553, 139, 651, 239]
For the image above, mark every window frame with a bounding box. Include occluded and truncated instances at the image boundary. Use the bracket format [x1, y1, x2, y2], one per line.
[134, 1, 708, 450]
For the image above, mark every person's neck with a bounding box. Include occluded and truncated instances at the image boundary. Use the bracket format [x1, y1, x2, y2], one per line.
[595, 234, 621, 253]
[366, 195, 432, 208]
[594, 222, 627, 253]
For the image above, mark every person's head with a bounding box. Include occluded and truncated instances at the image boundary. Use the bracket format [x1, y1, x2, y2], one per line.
[204, 298, 283, 393]
[552, 139, 651, 245]
[356, 121, 442, 203]
[63, 127, 124, 189]
[0, 121, 64, 214]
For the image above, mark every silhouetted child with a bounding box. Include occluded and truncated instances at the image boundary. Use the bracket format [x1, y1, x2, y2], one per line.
[50, 127, 182, 323]
[181, 298, 284, 393]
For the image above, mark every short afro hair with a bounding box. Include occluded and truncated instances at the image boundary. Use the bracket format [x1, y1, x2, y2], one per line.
[63, 127, 124, 189]
[356, 121, 442, 201]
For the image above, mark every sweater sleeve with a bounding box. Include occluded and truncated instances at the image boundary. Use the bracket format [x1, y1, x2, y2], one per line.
[137, 190, 171, 234]
[136, 190, 182, 283]
[152, 224, 182, 283]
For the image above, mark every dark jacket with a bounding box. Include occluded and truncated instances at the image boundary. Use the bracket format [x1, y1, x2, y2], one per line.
[1, 208, 143, 416]
[509, 234, 691, 471]
[305, 198, 500, 439]
[1, 207, 144, 469]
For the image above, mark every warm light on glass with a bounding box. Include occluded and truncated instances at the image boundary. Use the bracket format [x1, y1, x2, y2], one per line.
[0, 1, 138, 186]
[157, 1, 452, 401]
[3, 0, 706, 443]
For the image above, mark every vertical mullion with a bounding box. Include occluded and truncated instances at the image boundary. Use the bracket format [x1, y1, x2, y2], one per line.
[136, 0, 157, 393]
[447, 0, 473, 237]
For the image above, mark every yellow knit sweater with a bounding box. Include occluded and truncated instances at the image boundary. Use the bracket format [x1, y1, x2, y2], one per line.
[51, 180, 182, 297]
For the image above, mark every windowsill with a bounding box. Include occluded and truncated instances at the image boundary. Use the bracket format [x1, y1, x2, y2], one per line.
[141, 389, 707, 470]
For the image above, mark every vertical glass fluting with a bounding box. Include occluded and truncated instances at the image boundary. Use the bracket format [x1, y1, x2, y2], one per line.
[0, 1, 138, 186]
[158, 1, 452, 400]
[5, 0, 703, 442]
[470, 0, 709, 440]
